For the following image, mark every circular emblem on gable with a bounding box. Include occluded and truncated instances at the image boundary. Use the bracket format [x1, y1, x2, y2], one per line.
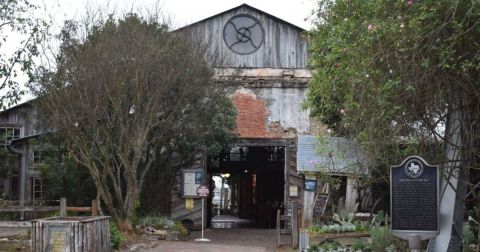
[223, 14, 264, 55]
[404, 158, 424, 179]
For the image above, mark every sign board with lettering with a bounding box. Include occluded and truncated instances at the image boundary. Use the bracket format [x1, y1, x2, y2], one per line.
[45, 225, 70, 252]
[196, 185, 209, 198]
[390, 156, 439, 240]
[313, 193, 329, 215]
[182, 169, 204, 198]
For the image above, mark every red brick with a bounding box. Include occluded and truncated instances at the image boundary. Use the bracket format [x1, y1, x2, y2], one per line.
[231, 90, 282, 138]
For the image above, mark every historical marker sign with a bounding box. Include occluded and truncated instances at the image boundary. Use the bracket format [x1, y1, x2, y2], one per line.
[196, 185, 209, 198]
[390, 156, 439, 240]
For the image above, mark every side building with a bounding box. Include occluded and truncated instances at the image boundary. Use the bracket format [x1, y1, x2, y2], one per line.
[0, 101, 46, 210]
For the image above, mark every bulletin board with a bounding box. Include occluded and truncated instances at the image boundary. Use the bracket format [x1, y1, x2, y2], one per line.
[182, 169, 204, 198]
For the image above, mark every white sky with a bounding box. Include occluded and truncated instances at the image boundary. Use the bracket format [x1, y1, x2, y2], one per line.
[33, 0, 317, 30]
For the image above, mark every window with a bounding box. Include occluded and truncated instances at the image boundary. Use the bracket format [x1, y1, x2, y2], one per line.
[31, 177, 46, 203]
[0, 127, 21, 146]
[33, 150, 43, 164]
[32, 149, 66, 169]
[266, 146, 285, 162]
[220, 147, 248, 162]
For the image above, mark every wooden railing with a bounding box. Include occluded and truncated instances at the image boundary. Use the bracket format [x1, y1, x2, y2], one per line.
[0, 197, 99, 217]
[60, 197, 99, 217]
[0, 197, 100, 228]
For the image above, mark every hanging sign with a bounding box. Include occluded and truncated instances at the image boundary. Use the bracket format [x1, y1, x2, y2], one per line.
[196, 185, 210, 198]
[304, 179, 317, 191]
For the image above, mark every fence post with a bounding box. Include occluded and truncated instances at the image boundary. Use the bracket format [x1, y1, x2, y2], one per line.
[292, 200, 299, 249]
[91, 199, 98, 216]
[60, 197, 67, 217]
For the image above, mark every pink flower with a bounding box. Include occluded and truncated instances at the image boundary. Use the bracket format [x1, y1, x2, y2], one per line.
[408, 0, 413, 5]
[367, 24, 374, 30]
[340, 109, 346, 114]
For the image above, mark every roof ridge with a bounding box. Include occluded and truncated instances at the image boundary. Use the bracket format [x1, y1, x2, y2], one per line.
[174, 3, 305, 32]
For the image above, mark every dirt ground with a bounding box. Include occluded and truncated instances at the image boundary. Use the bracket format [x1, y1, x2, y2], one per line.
[0, 227, 30, 252]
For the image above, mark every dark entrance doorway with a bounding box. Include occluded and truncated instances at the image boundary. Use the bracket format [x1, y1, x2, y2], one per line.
[208, 146, 285, 229]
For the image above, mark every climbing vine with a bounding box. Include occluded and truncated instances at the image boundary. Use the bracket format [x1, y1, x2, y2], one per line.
[308, 0, 480, 173]
[307, 0, 480, 246]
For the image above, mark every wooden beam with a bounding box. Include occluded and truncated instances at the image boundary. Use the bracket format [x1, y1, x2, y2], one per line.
[60, 197, 67, 217]
[67, 207, 91, 212]
[291, 200, 299, 249]
[0, 206, 58, 212]
[91, 200, 98, 216]
[0, 221, 32, 228]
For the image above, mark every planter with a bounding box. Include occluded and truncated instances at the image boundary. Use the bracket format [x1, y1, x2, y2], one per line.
[299, 230, 370, 252]
[31, 216, 110, 252]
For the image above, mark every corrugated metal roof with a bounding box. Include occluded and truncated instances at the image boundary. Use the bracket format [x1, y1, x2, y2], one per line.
[297, 135, 369, 174]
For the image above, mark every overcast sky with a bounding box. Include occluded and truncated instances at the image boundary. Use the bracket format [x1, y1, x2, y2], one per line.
[33, 0, 317, 30]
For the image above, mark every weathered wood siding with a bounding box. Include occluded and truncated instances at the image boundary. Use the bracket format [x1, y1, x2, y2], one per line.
[181, 5, 308, 68]
[31, 216, 110, 252]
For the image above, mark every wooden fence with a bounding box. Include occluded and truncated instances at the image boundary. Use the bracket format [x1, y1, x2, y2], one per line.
[0, 197, 98, 216]
[0, 197, 99, 228]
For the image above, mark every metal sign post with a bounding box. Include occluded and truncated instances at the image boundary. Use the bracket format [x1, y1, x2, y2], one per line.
[390, 156, 439, 251]
[195, 185, 210, 242]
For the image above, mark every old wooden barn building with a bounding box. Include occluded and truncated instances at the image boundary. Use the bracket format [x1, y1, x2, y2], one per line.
[0, 4, 367, 234]
[169, 4, 366, 231]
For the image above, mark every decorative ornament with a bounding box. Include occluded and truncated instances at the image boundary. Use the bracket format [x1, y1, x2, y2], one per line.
[223, 14, 264, 55]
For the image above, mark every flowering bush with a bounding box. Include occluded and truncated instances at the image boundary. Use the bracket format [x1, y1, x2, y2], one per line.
[307, 223, 358, 234]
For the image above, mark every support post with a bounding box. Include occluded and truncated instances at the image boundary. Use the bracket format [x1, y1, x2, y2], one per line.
[291, 200, 298, 249]
[194, 197, 210, 242]
[408, 235, 422, 252]
[91, 199, 98, 216]
[428, 98, 466, 252]
[302, 176, 316, 229]
[60, 197, 67, 217]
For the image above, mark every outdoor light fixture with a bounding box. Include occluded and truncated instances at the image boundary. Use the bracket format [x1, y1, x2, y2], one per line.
[221, 173, 230, 178]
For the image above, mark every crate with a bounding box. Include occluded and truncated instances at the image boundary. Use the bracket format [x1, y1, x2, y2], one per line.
[31, 216, 110, 252]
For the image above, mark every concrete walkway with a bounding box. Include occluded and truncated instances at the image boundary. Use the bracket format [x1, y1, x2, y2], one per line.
[135, 228, 292, 252]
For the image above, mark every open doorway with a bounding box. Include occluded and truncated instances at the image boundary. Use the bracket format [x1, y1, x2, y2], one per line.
[208, 146, 285, 229]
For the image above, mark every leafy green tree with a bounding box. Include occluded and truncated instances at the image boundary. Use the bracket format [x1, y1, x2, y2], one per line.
[0, 0, 46, 109]
[307, 0, 480, 248]
[34, 135, 96, 206]
[33, 14, 237, 231]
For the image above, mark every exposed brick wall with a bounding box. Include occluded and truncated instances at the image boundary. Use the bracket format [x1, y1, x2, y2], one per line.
[232, 89, 283, 138]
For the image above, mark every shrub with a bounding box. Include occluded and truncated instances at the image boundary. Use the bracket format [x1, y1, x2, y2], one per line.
[110, 222, 123, 250]
[137, 215, 174, 229]
[351, 240, 369, 251]
[369, 226, 394, 252]
[172, 221, 189, 237]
